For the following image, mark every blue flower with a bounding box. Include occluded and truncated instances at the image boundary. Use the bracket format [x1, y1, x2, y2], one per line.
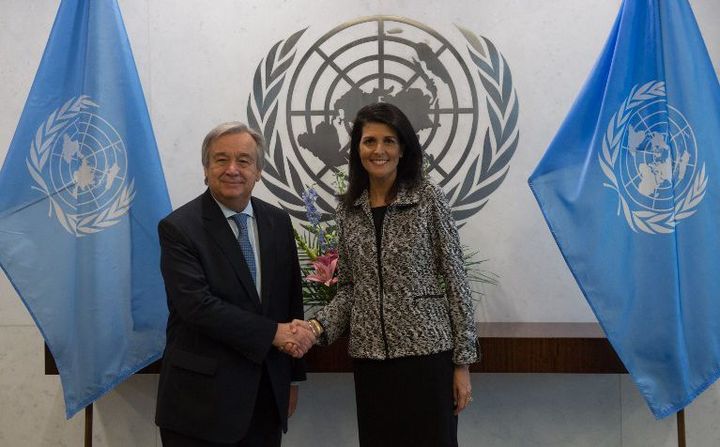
[301, 188, 321, 227]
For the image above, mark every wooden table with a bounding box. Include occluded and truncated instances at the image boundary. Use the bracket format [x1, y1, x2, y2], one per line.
[45, 322, 626, 375]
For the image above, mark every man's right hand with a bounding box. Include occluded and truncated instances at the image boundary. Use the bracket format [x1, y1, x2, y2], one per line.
[273, 321, 316, 358]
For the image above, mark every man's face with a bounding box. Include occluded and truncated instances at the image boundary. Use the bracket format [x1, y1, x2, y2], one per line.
[204, 132, 261, 211]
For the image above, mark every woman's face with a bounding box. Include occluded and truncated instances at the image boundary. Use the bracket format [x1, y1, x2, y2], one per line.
[358, 122, 403, 185]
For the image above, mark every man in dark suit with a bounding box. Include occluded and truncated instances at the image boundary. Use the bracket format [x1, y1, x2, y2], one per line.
[155, 122, 316, 446]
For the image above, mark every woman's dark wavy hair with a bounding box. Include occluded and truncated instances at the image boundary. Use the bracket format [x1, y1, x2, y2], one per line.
[341, 102, 424, 207]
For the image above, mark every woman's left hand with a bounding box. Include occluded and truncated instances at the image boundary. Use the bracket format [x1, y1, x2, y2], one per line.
[453, 364, 473, 415]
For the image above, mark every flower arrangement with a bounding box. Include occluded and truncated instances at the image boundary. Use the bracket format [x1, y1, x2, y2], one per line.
[294, 177, 343, 310]
[295, 170, 347, 308]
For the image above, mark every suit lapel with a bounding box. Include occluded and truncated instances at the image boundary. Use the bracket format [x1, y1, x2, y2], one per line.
[201, 190, 261, 309]
[253, 197, 275, 315]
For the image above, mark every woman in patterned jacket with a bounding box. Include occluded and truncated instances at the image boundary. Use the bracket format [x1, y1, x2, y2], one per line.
[307, 102, 478, 447]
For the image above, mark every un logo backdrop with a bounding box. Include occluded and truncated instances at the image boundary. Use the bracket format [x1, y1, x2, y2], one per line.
[247, 16, 519, 226]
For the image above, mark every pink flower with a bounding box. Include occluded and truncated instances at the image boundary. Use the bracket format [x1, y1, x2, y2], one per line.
[315, 250, 338, 265]
[306, 250, 338, 287]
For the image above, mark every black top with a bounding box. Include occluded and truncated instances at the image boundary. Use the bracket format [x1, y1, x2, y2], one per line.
[371, 205, 388, 253]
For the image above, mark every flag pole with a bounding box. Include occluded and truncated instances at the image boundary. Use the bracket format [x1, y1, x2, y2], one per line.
[677, 409, 685, 447]
[84, 404, 93, 447]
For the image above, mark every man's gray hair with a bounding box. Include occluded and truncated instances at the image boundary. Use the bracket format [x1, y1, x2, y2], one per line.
[201, 122, 266, 171]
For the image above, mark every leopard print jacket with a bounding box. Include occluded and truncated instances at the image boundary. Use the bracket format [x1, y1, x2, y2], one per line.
[314, 179, 479, 365]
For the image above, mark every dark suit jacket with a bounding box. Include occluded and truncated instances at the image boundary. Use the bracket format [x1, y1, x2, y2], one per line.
[154, 190, 305, 443]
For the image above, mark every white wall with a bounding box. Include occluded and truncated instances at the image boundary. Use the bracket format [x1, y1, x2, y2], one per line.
[2, 1, 720, 445]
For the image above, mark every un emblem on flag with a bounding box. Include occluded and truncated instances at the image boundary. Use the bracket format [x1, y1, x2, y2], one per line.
[599, 81, 708, 234]
[247, 16, 520, 226]
[26, 96, 135, 236]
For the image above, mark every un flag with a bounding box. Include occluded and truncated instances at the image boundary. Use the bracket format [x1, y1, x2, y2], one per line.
[0, 0, 171, 417]
[529, 0, 720, 418]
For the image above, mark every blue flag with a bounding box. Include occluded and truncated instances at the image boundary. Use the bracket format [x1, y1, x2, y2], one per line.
[0, 0, 171, 417]
[529, 0, 720, 418]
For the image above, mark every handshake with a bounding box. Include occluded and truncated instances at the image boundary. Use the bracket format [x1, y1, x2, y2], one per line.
[272, 319, 321, 358]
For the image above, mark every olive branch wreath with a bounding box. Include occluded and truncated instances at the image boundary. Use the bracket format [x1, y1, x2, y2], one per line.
[26, 95, 135, 236]
[598, 80, 707, 234]
[247, 26, 519, 227]
[246, 29, 312, 221]
[453, 26, 520, 224]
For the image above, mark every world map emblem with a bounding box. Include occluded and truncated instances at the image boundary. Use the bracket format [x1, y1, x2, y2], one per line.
[247, 16, 520, 226]
[599, 81, 708, 234]
[26, 96, 135, 236]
